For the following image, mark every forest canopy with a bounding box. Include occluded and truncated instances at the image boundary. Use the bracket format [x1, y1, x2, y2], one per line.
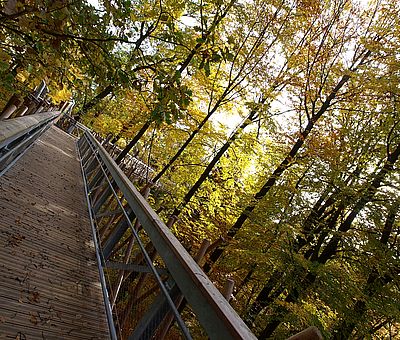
[1, 0, 400, 338]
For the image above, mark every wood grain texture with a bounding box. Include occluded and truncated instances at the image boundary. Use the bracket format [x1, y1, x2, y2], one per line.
[0, 126, 110, 339]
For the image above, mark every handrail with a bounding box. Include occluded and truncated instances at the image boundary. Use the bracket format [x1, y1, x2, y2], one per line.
[58, 114, 156, 181]
[0, 111, 60, 176]
[0, 111, 59, 148]
[82, 129, 256, 339]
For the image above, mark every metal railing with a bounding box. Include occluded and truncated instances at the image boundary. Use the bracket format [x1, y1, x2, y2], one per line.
[0, 109, 318, 339]
[76, 126, 257, 339]
[104, 142, 155, 183]
[0, 111, 60, 176]
[57, 114, 156, 183]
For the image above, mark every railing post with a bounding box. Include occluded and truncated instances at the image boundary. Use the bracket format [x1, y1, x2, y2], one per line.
[156, 239, 211, 340]
[67, 120, 77, 134]
[102, 209, 135, 259]
[111, 186, 151, 306]
[127, 282, 183, 340]
[21, 96, 38, 116]
[0, 95, 22, 120]
[223, 279, 235, 302]
[12, 97, 29, 117]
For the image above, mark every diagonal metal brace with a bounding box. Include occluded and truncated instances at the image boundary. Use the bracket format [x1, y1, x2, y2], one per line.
[105, 261, 169, 276]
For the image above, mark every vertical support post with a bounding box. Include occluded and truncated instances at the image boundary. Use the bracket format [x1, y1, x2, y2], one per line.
[24, 98, 40, 116]
[156, 239, 211, 340]
[111, 186, 151, 306]
[287, 327, 323, 340]
[223, 279, 235, 302]
[102, 208, 135, 260]
[33, 80, 47, 99]
[0, 95, 22, 120]
[127, 284, 181, 340]
[13, 97, 30, 117]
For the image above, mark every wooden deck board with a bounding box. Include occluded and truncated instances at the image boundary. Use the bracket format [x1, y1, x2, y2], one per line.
[0, 126, 110, 339]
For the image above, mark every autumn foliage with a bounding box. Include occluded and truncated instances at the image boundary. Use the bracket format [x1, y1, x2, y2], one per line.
[1, 0, 400, 338]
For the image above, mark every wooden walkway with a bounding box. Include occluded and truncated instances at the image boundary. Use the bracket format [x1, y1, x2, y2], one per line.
[0, 127, 109, 339]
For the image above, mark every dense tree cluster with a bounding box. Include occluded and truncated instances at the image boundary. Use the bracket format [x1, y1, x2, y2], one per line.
[1, 0, 399, 338]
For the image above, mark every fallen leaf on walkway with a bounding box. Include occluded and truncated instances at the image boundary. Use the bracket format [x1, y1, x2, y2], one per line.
[15, 332, 26, 340]
[29, 313, 38, 325]
[6, 233, 25, 247]
[28, 291, 40, 303]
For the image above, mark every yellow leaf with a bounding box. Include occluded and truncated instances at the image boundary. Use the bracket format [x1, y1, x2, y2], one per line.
[48, 85, 72, 104]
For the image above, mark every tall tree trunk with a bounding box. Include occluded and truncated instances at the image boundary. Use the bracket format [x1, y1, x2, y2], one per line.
[177, 0, 236, 74]
[113, 1, 236, 166]
[111, 123, 133, 144]
[152, 99, 223, 183]
[115, 120, 152, 165]
[171, 109, 259, 218]
[331, 201, 399, 339]
[73, 84, 114, 121]
[245, 165, 362, 325]
[203, 72, 354, 273]
[258, 141, 400, 338]
[318, 141, 400, 263]
[203, 47, 373, 273]
[332, 270, 396, 339]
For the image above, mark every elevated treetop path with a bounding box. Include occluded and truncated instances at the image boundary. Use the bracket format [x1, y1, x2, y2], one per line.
[0, 93, 321, 340]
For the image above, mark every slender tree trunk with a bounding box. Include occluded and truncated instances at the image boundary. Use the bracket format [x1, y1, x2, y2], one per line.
[318, 141, 400, 263]
[203, 46, 373, 273]
[245, 271, 284, 325]
[111, 123, 133, 144]
[177, 0, 236, 74]
[113, 2, 236, 166]
[115, 120, 152, 164]
[277, 202, 398, 340]
[331, 200, 398, 339]
[203, 72, 353, 273]
[258, 142, 400, 338]
[332, 272, 394, 339]
[171, 109, 259, 218]
[245, 166, 362, 325]
[152, 102, 221, 183]
[245, 213, 338, 327]
[234, 263, 256, 297]
[73, 84, 114, 121]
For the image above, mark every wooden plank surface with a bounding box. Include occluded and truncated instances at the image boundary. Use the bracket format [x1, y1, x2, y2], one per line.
[0, 126, 110, 339]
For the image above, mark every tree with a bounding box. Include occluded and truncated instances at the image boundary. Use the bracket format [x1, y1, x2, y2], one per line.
[113, 0, 238, 164]
[3, 1, 400, 338]
[0, 0, 118, 102]
[203, 0, 375, 274]
[331, 199, 399, 339]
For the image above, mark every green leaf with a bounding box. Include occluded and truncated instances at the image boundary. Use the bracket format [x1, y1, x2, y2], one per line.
[0, 61, 8, 72]
[227, 36, 235, 45]
[211, 53, 222, 62]
[204, 61, 210, 77]
[226, 52, 235, 62]
[174, 70, 181, 83]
